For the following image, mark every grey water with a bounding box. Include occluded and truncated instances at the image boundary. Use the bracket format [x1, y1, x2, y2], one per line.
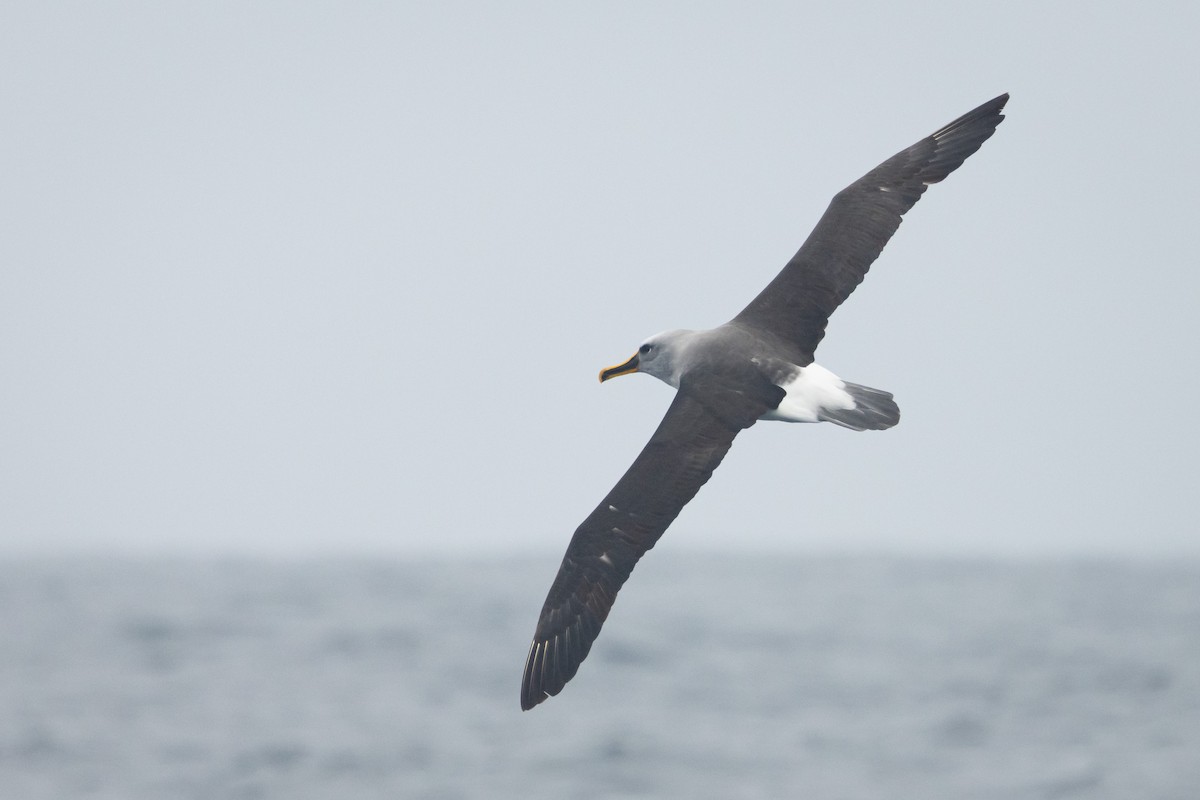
[1, 554, 1197, 799]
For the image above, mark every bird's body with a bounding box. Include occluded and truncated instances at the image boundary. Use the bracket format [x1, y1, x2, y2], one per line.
[522, 94, 1009, 710]
[625, 325, 899, 430]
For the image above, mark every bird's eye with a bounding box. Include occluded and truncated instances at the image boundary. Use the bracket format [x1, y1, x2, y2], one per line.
[639, 344, 652, 355]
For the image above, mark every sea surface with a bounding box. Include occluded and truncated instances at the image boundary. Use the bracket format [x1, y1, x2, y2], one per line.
[1, 554, 1198, 799]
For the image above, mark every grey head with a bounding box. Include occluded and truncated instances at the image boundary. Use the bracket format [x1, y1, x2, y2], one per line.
[598, 329, 696, 388]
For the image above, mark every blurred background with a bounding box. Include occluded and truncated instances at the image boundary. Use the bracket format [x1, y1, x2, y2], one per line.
[2, 2, 1197, 798]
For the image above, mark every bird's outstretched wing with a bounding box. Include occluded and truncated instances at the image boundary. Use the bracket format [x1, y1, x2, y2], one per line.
[733, 93, 1008, 360]
[521, 374, 784, 710]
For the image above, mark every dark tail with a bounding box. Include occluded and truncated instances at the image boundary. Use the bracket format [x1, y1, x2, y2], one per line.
[819, 383, 900, 431]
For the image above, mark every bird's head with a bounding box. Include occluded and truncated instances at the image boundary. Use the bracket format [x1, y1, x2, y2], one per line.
[599, 329, 691, 387]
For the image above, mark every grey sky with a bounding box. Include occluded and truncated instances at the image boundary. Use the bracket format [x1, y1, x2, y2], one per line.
[2, 3, 1197, 557]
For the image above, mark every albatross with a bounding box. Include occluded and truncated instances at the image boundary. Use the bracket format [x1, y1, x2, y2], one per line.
[521, 93, 1008, 710]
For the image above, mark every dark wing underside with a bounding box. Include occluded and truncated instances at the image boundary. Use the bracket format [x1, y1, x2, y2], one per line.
[733, 93, 1008, 360]
[521, 374, 784, 710]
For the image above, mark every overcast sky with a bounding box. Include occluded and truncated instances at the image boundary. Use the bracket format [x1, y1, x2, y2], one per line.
[2, 3, 1197, 558]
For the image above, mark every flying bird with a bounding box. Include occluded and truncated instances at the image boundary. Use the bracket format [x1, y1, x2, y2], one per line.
[521, 93, 1008, 710]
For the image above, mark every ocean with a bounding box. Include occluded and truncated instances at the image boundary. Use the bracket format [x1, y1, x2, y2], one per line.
[1, 554, 1197, 799]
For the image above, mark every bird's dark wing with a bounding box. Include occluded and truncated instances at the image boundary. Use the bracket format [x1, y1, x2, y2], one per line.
[733, 93, 1008, 360]
[521, 372, 784, 710]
